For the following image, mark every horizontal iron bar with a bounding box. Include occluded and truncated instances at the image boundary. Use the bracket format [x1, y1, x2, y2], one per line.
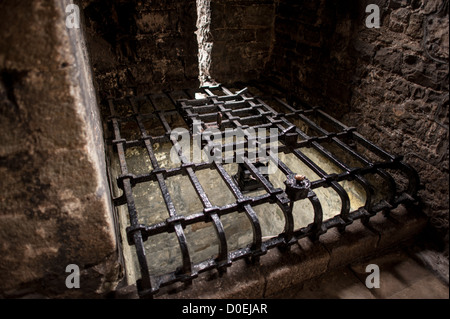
[107, 83, 420, 299]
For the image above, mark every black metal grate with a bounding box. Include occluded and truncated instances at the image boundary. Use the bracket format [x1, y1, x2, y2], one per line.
[106, 83, 420, 298]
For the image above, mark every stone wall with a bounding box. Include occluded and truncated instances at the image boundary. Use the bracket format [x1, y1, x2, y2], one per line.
[267, 0, 359, 115]
[81, 0, 199, 99]
[345, 0, 449, 253]
[210, 0, 276, 85]
[0, 0, 119, 298]
[268, 0, 449, 253]
[81, 0, 277, 97]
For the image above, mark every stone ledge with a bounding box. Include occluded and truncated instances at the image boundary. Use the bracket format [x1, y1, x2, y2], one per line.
[370, 204, 428, 251]
[115, 205, 428, 299]
[260, 236, 329, 297]
[319, 219, 380, 270]
[159, 258, 266, 299]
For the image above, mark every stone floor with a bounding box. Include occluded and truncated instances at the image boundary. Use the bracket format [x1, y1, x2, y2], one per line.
[270, 248, 449, 299]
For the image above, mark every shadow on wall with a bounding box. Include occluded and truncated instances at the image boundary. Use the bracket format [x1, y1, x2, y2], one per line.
[267, 0, 360, 118]
[80, 0, 199, 99]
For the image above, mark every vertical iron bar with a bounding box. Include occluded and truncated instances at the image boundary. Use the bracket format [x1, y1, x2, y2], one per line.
[108, 98, 153, 294]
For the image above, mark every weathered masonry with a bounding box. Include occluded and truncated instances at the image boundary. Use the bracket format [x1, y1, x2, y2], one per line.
[0, 0, 447, 298]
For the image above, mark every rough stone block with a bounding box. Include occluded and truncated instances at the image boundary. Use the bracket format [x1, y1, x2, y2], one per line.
[260, 237, 330, 297]
[371, 205, 428, 250]
[156, 259, 265, 299]
[319, 219, 379, 269]
[405, 13, 424, 38]
[241, 4, 274, 27]
[374, 48, 403, 74]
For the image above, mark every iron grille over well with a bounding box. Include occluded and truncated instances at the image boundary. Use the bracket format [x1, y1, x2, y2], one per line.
[106, 83, 420, 299]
